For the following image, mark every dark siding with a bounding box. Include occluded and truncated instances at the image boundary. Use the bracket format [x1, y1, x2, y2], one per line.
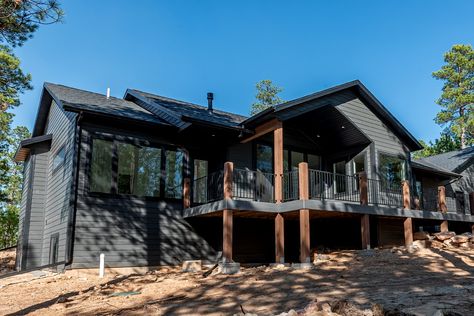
[71, 126, 217, 268]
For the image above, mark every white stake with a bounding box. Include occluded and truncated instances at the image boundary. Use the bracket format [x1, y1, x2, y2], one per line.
[99, 253, 105, 278]
[106, 88, 110, 100]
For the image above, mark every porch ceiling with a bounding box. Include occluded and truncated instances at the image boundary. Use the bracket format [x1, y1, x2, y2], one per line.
[283, 105, 370, 157]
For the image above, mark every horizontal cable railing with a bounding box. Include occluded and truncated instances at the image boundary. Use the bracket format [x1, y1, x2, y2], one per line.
[367, 178, 403, 207]
[192, 170, 224, 205]
[309, 170, 360, 203]
[233, 169, 275, 203]
[283, 170, 299, 201]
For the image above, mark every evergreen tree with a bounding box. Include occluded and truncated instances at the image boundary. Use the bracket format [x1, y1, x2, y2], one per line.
[250, 80, 284, 115]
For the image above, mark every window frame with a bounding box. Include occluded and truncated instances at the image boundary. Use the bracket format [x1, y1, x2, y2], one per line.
[87, 132, 185, 200]
[52, 144, 66, 174]
[377, 151, 407, 186]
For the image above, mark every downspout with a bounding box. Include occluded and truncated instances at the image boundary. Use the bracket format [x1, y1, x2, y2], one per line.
[65, 111, 83, 267]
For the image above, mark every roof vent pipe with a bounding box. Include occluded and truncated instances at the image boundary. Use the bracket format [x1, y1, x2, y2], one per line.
[106, 88, 110, 100]
[207, 92, 214, 113]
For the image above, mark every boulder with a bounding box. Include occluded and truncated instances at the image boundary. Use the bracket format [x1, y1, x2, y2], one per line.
[451, 235, 470, 244]
[434, 231, 456, 241]
[413, 240, 431, 249]
[413, 231, 430, 240]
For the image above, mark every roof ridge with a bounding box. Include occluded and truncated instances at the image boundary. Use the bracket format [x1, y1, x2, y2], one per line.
[45, 82, 115, 99]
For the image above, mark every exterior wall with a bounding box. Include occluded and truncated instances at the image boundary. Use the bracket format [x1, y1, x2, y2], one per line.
[40, 101, 77, 265]
[71, 125, 217, 268]
[16, 157, 31, 269]
[227, 142, 252, 169]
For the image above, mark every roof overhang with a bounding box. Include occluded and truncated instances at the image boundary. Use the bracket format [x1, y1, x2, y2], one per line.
[411, 160, 462, 179]
[14, 134, 53, 162]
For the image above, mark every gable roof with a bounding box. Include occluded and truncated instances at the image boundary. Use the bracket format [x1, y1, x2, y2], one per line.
[126, 89, 247, 129]
[44, 83, 167, 125]
[411, 159, 462, 178]
[240, 80, 423, 151]
[415, 146, 474, 173]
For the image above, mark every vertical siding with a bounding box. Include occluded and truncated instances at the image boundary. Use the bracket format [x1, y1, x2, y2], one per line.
[40, 101, 77, 265]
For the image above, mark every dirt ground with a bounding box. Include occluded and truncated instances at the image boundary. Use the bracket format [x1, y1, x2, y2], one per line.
[0, 248, 16, 274]
[1, 245, 474, 315]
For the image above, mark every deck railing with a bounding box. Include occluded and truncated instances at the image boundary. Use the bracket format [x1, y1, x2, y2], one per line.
[283, 170, 299, 201]
[233, 168, 275, 203]
[309, 170, 360, 203]
[192, 170, 224, 204]
[367, 178, 403, 207]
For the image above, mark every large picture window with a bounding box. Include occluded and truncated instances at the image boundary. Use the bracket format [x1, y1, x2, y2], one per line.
[89, 136, 183, 199]
[379, 153, 406, 185]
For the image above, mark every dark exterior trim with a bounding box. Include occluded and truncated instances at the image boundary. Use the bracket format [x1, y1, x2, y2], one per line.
[14, 134, 52, 162]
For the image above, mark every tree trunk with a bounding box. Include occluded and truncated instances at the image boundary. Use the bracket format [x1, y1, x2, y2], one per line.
[460, 107, 466, 149]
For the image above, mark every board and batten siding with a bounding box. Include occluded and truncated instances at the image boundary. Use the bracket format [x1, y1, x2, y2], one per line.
[334, 90, 410, 179]
[40, 100, 77, 265]
[71, 127, 217, 268]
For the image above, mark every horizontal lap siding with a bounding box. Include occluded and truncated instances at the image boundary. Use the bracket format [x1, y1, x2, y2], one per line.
[41, 101, 77, 265]
[72, 127, 217, 269]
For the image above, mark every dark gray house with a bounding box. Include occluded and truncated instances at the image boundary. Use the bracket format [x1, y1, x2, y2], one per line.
[14, 80, 474, 271]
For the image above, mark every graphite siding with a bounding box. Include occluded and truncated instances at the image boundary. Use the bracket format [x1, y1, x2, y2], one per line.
[40, 101, 77, 265]
[16, 157, 31, 269]
[71, 127, 217, 269]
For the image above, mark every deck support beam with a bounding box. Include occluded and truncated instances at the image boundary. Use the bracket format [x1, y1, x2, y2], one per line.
[440, 220, 449, 233]
[223, 209, 233, 263]
[298, 162, 310, 263]
[275, 214, 285, 263]
[183, 177, 191, 209]
[222, 162, 236, 271]
[361, 214, 370, 249]
[469, 192, 474, 215]
[402, 180, 413, 246]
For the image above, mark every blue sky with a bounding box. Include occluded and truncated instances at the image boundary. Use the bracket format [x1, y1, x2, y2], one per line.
[10, 1, 474, 142]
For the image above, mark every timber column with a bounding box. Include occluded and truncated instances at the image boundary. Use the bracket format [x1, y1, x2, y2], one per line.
[298, 162, 310, 263]
[402, 180, 413, 247]
[359, 172, 370, 250]
[221, 162, 239, 274]
[438, 186, 449, 233]
[274, 121, 285, 263]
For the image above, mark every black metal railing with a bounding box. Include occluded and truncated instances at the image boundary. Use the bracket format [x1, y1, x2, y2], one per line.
[309, 169, 360, 203]
[418, 187, 438, 211]
[192, 170, 224, 204]
[445, 190, 466, 214]
[233, 168, 275, 203]
[367, 178, 403, 207]
[283, 170, 299, 201]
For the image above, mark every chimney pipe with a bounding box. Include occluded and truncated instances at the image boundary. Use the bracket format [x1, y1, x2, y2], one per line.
[106, 88, 110, 100]
[207, 92, 214, 112]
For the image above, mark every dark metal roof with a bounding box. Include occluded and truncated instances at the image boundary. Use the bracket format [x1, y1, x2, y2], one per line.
[415, 146, 474, 173]
[44, 83, 168, 125]
[240, 80, 423, 151]
[14, 134, 52, 162]
[411, 160, 462, 178]
[127, 89, 248, 129]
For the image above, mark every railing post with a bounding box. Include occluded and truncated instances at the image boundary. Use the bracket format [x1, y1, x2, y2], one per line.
[183, 177, 191, 209]
[223, 162, 234, 264]
[469, 192, 474, 215]
[402, 180, 411, 210]
[298, 162, 310, 263]
[359, 172, 368, 205]
[274, 125, 283, 203]
[438, 186, 447, 213]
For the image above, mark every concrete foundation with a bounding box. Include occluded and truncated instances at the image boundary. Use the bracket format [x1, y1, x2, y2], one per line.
[291, 262, 313, 269]
[218, 262, 240, 274]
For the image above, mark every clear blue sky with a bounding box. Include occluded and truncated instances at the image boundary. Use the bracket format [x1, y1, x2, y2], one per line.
[11, 1, 474, 143]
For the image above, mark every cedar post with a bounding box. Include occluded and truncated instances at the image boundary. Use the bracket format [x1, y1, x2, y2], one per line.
[223, 162, 234, 263]
[183, 177, 191, 209]
[359, 172, 368, 206]
[469, 192, 474, 215]
[274, 123, 283, 203]
[361, 214, 370, 249]
[275, 214, 285, 263]
[402, 180, 411, 210]
[298, 162, 310, 263]
[404, 218, 413, 247]
[438, 186, 447, 213]
[440, 220, 449, 233]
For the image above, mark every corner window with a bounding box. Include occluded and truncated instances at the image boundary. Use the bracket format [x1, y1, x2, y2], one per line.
[379, 153, 406, 185]
[52, 146, 66, 172]
[256, 144, 273, 173]
[90, 139, 113, 193]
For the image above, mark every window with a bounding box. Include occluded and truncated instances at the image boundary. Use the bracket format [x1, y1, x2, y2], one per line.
[89, 136, 183, 199]
[307, 154, 321, 170]
[90, 139, 113, 193]
[52, 146, 66, 172]
[117, 143, 162, 197]
[379, 154, 406, 185]
[193, 159, 208, 203]
[290, 151, 304, 171]
[256, 144, 273, 173]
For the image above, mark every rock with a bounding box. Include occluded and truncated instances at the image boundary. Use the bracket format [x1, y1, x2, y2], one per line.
[451, 235, 470, 244]
[320, 303, 332, 313]
[413, 240, 431, 249]
[459, 242, 470, 248]
[287, 309, 298, 316]
[372, 303, 385, 316]
[413, 231, 430, 240]
[434, 231, 456, 241]
[182, 260, 202, 272]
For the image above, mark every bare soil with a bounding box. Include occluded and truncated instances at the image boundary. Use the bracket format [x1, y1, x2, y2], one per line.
[0, 247, 16, 275]
[1, 245, 474, 315]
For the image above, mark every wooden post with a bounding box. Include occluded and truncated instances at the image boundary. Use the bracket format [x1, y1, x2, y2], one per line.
[359, 172, 368, 205]
[361, 214, 370, 249]
[274, 123, 283, 203]
[298, 162, 310, 263]
[438, 186, 447, 213]
[440, 220, 449, 232]
[275, 214, 285, 263]
[224, 162, 233, 199]
[223, 162, 234, 263]
[223, 209, 233, 263]
[469, 192, 474, 215]
[183, 177, 191, 209]
[402, 180, 411, 210]
[404, 217, 413, 247]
